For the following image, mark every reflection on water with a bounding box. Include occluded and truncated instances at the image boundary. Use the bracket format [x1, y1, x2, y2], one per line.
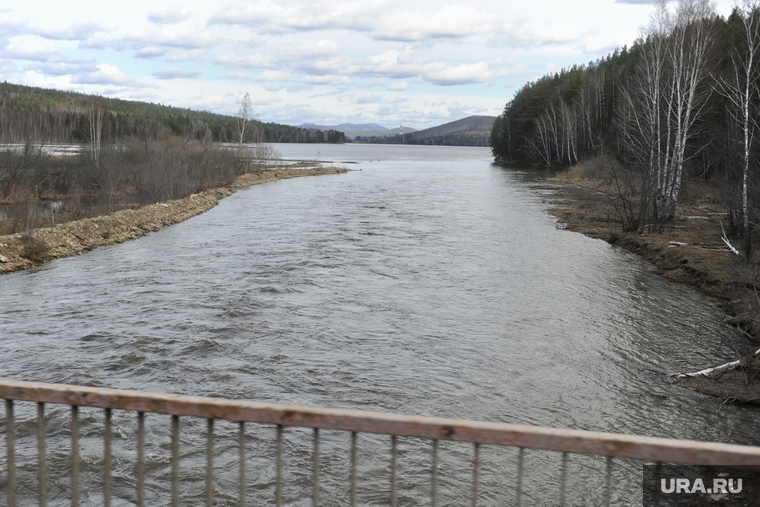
[0, 144, 756, 504]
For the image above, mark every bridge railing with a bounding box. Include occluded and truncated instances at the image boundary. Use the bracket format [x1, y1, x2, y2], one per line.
[1, 379, 760, 506]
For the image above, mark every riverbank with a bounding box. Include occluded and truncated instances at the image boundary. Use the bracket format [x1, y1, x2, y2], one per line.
[0, 167, 349, 274]
[547, 157, 760, 404]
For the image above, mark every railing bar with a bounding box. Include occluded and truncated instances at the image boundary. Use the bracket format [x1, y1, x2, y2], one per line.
[559, 451, 568, 507]
[172, 415, 179, 507]
[276, 424, 283, 507]
[4, 380, 760, 466]
[516, 447, 524, 507]
[350, 431, 357, 507]
[431, 439, 438, 507]
[390, 435, 397, 507]
[137, 412, 145, 507]
[207, 418, 214, 507]
[6, 399, 15, 507]
[240, 421, 246, 507]
[472, 442, 479, 507]
[71, 405, 79, 507]
[653, 461, 662, 507]
[604, 456, 613, 507]
[37, 402, 47, 507]
[313, 428, 319, 507]
[104, 408, 112, 507]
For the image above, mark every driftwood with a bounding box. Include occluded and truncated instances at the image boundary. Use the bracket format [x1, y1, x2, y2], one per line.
[676, 348, 760, 379]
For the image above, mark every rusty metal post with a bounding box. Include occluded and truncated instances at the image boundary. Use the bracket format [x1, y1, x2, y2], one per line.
[276, 424, 283, 507]
[390, 435, 397, 507]
[350, 431, 357, 507]
[239, 421, 246, 507]
[516, 447, 524, 507]
[104, 408, 112, 507]
[604, 456, 613, 507]
[137, 412, 145, 507]
[71, 405, 79, 507]
[472, 443, 479, 507]
[37, 402, 47, 507]
[431, 439, 438, 507]
[171, 415, 179, 507]
[559, 451, 568, 507]
[313, 428, 319, 507]
[6, 399, 15, 507]
[207, 418, 214, 507]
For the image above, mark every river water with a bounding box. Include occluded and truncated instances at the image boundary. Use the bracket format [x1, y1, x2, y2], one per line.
[0, 144, 756, 505]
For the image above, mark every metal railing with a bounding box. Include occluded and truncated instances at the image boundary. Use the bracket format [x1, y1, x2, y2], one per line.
[2, 379, 760, 506]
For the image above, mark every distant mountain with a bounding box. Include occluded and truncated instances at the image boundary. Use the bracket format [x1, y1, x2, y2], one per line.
[300, 122, 390, 132]
[299, 122, 417, 139]
[403, 115, 496, 141]
[351, 115, 496, 147]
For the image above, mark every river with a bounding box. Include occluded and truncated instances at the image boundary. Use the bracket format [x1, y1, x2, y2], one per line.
[0, 144, 756, 505]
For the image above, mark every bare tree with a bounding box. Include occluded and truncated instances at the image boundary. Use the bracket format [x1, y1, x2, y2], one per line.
[618, 0, 716, 227]
[716, 0, 760, 255]
[89, 102, 103, 169]
[659, 0, 716, 219]
[237, 92, 253, 144]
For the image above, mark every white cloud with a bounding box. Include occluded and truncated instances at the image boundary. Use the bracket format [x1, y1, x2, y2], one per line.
[0, 0, 701, 128]
[153, 67, 202, 79]
[148, 6, 192, 24]
[71, 63, 136, 86]
[81, 26, 218, 52]
[135, 47, 169, 59]
[168, 49, 209, 62]
[215, 53, 276, 68]
[303, 74, 351, 85]
[210, 1, 494, 42]
[32, 22, 102, 41]
[373, 4, 494, 41]
[256, 70, 292, 81]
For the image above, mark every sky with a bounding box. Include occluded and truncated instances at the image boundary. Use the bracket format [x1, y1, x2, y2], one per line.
[0, 0, 736, 130]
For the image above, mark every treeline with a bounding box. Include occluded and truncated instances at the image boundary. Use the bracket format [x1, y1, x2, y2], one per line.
[353, 133, 490, 146]
[490, 0, 760, 254]
[0, 82, 345, 145]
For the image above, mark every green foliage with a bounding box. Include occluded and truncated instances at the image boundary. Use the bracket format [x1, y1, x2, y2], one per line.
[0, 81, 345, 145]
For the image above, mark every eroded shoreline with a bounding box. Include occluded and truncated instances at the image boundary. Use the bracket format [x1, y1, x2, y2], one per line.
[545, 163, 760, 404]
[0, 167, 349, 274]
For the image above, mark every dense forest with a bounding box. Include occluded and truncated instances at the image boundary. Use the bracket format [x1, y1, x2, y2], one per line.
[490, 0, 760, 254]
[0, 82, 346, 145]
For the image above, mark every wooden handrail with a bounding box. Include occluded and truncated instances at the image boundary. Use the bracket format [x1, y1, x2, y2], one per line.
[1, 379, 759, 466]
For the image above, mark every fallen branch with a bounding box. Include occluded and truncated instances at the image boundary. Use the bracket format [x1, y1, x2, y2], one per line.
[676, 348, 760, 379]
[720, 221, 741, 256]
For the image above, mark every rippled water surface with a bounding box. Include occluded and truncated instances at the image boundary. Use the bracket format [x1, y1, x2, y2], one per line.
[1, 144, 757, 505]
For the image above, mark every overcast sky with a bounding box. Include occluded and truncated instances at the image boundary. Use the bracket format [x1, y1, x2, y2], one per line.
[0, 0, 735, 129]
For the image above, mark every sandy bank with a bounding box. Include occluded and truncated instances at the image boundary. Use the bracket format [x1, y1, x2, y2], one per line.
[0, 167, 349, 274]
[546, 159, 760, 404]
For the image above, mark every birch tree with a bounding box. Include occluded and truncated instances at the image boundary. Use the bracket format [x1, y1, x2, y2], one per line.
[659, 0, 716, 220]
[716, 0, 760, 255]
[89, 102, 103, 169]
[237, 92, 253, 144]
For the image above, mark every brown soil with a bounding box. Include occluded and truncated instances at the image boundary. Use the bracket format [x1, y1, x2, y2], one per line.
[0, 167, 349, 274]
[547, 157, 760, 404]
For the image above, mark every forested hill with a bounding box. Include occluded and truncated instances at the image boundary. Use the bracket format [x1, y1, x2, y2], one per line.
[489, 0, 760, 243]
[0, 82, 345, 144]
[353, 115, 495, 146]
